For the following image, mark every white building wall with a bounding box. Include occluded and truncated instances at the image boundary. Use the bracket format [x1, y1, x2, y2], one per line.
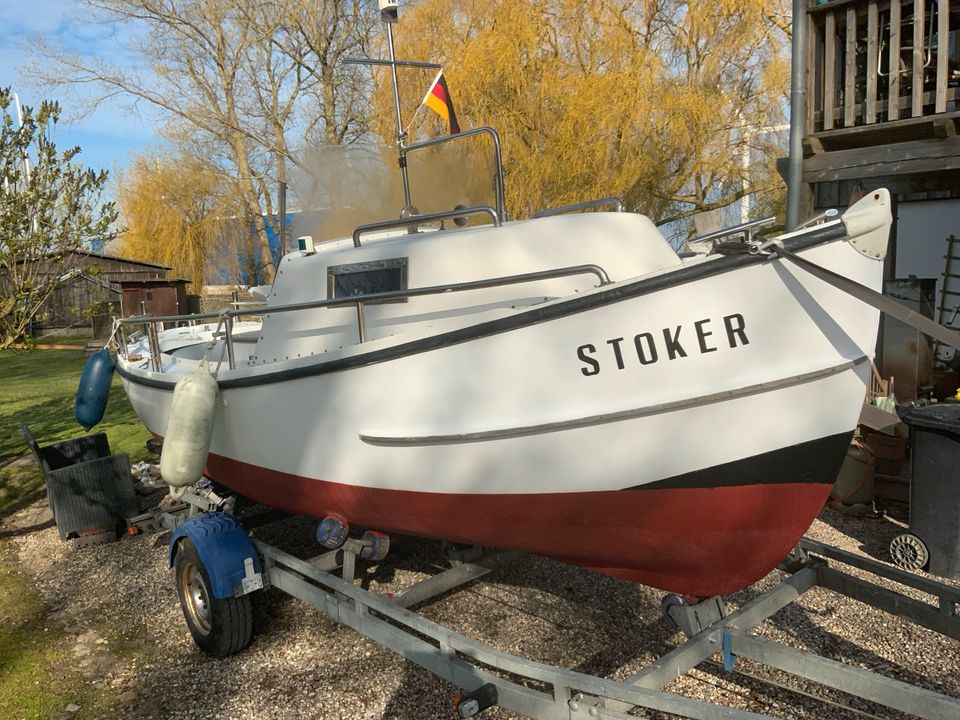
[895, 199, 960, 312]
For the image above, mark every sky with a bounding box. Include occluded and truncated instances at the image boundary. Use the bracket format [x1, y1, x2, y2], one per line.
[0, 0, 160, 183]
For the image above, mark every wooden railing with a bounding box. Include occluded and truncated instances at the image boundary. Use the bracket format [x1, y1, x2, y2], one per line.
[808, 0, 959, 132]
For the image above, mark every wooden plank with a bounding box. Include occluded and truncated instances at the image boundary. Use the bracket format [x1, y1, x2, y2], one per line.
[936, 0, 949, 112]
[956, 10, 960, 78]
[900, 86, 960, 111]
[807, 13, 817, 134]
[912, 0, 925, 117]
[845, 7, 857, 126]
[825, 11, 836, 130]
[803, 136, 826, 155]
[801, 135, 960, 182]
[888, 0, 901, 120]
[812, 109, 960, 142]
[934, 117, 958, 138]
[808, 0, 873, 16]
[866, 0, 878, 123]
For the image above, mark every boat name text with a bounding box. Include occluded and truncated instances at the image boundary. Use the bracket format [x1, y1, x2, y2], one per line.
[576, 313, 749, 376]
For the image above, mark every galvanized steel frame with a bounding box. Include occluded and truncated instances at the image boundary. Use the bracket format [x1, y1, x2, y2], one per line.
[250, 535, 960, 720]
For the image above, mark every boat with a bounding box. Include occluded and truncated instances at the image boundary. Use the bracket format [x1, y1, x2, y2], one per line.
[111, 7, 893, 598]
[124, 320, 263, 362]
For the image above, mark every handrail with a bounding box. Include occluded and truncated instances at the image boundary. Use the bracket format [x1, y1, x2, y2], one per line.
[352, 205, 500, 248]
[688, 216, 776, 246]
[228, 263, 611, 319]
[118, 263, 613, 370]
[123, 310, 225, 324]
[532, 197, 625, 219]
[403, 126, 507, 221]
[795, 208, 840, 230]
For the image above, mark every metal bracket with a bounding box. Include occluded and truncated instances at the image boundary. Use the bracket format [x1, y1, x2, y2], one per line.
[307, 535, 390, 584]
[177, 478, 235, 515]
[567, 692, 603, 716]
[722, 628, 736, 671]
[390, 548, 519, 609]
[666, 595, 727, 639]
[235, 556, 265, 597]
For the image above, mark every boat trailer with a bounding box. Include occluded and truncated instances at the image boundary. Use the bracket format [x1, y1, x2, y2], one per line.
[135, 495, 960, 720]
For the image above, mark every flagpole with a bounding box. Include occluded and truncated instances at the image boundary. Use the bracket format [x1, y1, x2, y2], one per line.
[384, 16, 413, 214]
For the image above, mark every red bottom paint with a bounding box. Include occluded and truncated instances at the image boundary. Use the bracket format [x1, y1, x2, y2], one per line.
[205, 452, 830, 596]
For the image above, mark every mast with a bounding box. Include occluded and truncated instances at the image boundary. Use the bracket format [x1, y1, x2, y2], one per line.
[344, 2, 441, 219]
[381, 3, 412, 214]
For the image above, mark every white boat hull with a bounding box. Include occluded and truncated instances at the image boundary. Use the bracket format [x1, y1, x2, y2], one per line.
[118, 194, 890, 594]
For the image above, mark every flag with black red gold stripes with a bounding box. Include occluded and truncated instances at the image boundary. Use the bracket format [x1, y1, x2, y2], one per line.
[420, 70, 460, 134]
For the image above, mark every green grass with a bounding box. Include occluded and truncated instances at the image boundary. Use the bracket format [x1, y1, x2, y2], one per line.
[0, 350, 150, 716]
[0, 543, 130, 719]
[0, 548, 60, 719]
[0, 349, 152, 514]
[34, 333, 93, 346]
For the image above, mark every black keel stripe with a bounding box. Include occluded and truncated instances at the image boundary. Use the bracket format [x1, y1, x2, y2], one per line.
[628, 431, 853, 490]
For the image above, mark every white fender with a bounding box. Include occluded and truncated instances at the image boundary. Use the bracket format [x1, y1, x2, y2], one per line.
[160, 361, 219, 488]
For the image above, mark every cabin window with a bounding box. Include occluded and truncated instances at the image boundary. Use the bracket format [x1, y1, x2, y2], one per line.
[327, 258, 408, 303]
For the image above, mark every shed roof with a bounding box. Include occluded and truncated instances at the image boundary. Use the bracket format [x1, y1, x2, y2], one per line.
[118, 278, 191, 287]
[71, 249, 170, 270]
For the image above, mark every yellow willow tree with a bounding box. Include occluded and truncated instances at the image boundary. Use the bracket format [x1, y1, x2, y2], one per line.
[373, 0, 790, 225]
[116, 153, 246, 291]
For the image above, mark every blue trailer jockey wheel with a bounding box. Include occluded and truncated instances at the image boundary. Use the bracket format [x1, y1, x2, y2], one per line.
[169, 513, 262, 657]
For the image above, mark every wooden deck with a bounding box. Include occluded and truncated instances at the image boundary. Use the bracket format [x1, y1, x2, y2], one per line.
[803, 0, 960, 186]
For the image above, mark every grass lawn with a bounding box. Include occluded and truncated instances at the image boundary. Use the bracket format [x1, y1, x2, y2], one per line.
[0, 548, 61, 718]
[0, 349, 152, 515]
[0, 350, 150, 718]
[34, 333, 93, 346]
[0, 547, 117, 719]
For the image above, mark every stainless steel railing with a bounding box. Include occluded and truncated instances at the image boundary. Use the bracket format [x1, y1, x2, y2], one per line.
[117, 263, 612, 372]
[403, 127, 507, 222]
[687, 216, 776, 246]
[532, 197, 625, 219]
[352, 205, 500, 248]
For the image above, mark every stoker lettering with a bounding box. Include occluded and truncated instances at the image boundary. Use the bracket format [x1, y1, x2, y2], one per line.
[576, 313, 749, 376]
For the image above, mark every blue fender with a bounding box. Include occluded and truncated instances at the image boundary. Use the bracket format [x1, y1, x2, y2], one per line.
[75, 349, 114, 430]
[168, 513, 262, 600]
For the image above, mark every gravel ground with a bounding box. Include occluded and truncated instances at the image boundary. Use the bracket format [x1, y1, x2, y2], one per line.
[2, 492, 958, 720]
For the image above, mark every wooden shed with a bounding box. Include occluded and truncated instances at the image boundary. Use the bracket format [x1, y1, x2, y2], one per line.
[119, 278, 191, 318]
[37, 251, 172, 331]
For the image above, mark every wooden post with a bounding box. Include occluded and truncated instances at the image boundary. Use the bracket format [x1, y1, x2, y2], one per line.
[912, 0, 925, 117]
[825, 11, 836, 130]
[845, 7, 857, 126]
[936, 0, 949, 112]
[807, 12, 817, 133]
[866, 0, 878, 123]
[888, 0, 901, 121]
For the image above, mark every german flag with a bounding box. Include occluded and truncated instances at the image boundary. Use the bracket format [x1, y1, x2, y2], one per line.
[421, 70, 461, 134]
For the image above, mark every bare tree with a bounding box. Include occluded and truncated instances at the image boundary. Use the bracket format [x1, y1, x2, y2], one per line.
[31, 0, 377, 283]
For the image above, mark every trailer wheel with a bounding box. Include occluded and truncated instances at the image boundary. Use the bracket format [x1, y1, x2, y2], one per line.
[889, 533, 930, 571]
[174, 539, 252, 657]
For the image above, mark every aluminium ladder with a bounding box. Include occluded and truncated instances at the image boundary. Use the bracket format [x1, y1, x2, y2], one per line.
[935, 234, 960, 363]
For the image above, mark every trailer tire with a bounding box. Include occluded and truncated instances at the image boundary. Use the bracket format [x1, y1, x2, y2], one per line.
[174, 539, 252, 657]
